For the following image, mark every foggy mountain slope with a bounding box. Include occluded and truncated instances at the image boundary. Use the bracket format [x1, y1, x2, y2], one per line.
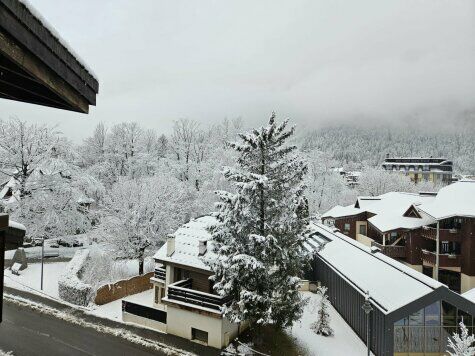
[300, 113, 475, 174]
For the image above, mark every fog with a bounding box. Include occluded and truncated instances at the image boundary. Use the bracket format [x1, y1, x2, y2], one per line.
[2, 0, 474, 141]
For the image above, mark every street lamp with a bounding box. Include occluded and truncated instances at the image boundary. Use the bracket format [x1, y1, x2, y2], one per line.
[362, 291, 373, 356]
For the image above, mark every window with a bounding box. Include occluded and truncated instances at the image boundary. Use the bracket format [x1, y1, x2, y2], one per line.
[191, 328, 208, 344]
[359, 224, 367, 235]
[391, 231, 398, 238]
[344, 223, 350, 231]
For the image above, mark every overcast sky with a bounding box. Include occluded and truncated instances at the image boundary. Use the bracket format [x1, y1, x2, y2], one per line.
[1, 0, 474, 141]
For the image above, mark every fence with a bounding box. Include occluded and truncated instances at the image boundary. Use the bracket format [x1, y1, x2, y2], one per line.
[94, 272, 153, 305]
[122, 300, 167, 324]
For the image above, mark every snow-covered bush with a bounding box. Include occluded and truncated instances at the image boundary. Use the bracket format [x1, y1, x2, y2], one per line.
[81, 247, 155, 292]
[447, 321, 475, 356]
[58, 249, 93, 306]
[311, 286, 334, 337]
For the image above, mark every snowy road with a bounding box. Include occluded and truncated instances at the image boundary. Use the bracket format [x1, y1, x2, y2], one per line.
[0, 301, 167, 356]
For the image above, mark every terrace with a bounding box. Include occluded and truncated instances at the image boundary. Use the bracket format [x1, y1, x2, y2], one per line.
[371, 241, 406, 259]
[163, 279, 231, 313]
[421, 250, 461, 269]
[421, 226, 461, 242]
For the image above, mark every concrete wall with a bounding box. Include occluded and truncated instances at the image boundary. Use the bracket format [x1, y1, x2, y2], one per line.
[403, 262, 423, 273]
[461, 273, 475, 294]
[356, 233, 373, 247]
[166, 306, 239, 349]
[122, 312, 166, 332]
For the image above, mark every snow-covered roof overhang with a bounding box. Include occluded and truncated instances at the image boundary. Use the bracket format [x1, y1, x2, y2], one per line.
[309, 223, 449, 314]
[418, 181, 475, 220]
[0, 0, 99, 113]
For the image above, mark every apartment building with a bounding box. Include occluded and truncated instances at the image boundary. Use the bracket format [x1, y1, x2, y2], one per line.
[307, 223, 475, 356]
[322, 181, 475, 293]
[382, 156, 453, 184]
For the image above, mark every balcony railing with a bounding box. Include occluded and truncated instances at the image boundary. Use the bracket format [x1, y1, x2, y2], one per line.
[421, 226, 461, 242]
[154, 267, 166, 281]
[421, 250, 461, 268]
[165, 279, 231, 312]
[371, 241, 406, 259]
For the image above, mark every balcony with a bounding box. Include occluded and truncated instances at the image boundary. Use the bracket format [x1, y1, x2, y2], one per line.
[154, 267, 166, 281]
[371, 241, 406, 259]
[164, 279, 232, 313]
[421, 226, 461, 242]
[421, 250, 461, 268]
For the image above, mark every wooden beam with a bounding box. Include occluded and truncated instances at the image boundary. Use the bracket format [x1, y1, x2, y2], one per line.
[0, 30, 89, 113]
[0, 2, 97, 104]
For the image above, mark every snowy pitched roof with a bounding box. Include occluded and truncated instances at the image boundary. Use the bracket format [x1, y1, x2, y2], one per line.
[417, 181, 475, 220]
[154, 216, 217, 272]
[321, 205, 362, 219]
[307, 223, 444, 314]
[322, 192, 436, 233]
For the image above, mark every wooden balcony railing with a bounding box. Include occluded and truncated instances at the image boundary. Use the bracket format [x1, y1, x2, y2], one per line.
[371, 241, 406, 259]
[154, 267, 166, 281]
[421, 250, 461, 268]
[166, 279, 231, 312]
[421, 226, 461, 242]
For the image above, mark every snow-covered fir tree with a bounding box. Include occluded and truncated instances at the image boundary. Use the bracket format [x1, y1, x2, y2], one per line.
[208, 112, 311, 329]
[447, 321, 475, 356]
[311, 286, 334, 336]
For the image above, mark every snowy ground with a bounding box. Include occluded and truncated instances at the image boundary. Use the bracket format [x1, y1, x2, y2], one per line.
[3, 261, 69, 299]
[290, 291, 371, 356]
[91, 289, 154, 321]
[229, 291, 371, 356]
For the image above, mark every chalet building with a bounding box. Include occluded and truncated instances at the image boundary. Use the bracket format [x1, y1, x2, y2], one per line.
[307, 223, 475, 356]
[322, 181, 475, 294]
[382, 156, 453, 184]
[123, 216, 245, 349]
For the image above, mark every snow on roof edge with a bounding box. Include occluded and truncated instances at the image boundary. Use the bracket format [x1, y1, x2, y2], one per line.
[18, 0, 98, 81]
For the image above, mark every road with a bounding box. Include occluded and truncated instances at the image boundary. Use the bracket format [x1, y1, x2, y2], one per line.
[0, 301, 166, 356]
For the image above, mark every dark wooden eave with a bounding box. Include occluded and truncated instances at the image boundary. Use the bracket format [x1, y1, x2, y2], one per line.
[0, 0, 98, 113]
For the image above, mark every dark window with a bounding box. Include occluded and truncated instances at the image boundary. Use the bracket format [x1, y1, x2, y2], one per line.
[359, 224, 367, 235]
[191, 328, 208, 344]
[424, 301, 440, 325]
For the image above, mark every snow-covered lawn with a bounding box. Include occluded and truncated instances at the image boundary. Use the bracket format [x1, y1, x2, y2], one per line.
[230, 291, 371, 356]
[290, 291, 371, 355]
[91, 289, 154, 321]
[3, 261, 69, 299]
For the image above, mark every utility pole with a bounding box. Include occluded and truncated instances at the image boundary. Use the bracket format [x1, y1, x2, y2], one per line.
[40, 238, 44, 290]
[435, 221, 440, 281]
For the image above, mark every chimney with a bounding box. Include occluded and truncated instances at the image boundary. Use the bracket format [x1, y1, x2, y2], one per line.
[198, 240, 207, 256]
[167, 234, 175, 257]
[386, 153, 390, 159]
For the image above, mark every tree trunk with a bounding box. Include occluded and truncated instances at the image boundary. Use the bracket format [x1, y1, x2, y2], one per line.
[138, 249, 145, 275]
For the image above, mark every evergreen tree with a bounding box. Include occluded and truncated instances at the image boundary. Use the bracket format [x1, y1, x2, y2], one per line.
[447, 321, 475, 356]
[312, 286, 334, 336]
[208, 112, 311, 329]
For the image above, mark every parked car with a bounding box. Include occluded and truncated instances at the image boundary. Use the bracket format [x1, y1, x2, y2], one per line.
[72, 239, 83, 247]
[57, 238, 73, 247]
[32, 238, 43, 247]
[49, 241, 59, 248]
